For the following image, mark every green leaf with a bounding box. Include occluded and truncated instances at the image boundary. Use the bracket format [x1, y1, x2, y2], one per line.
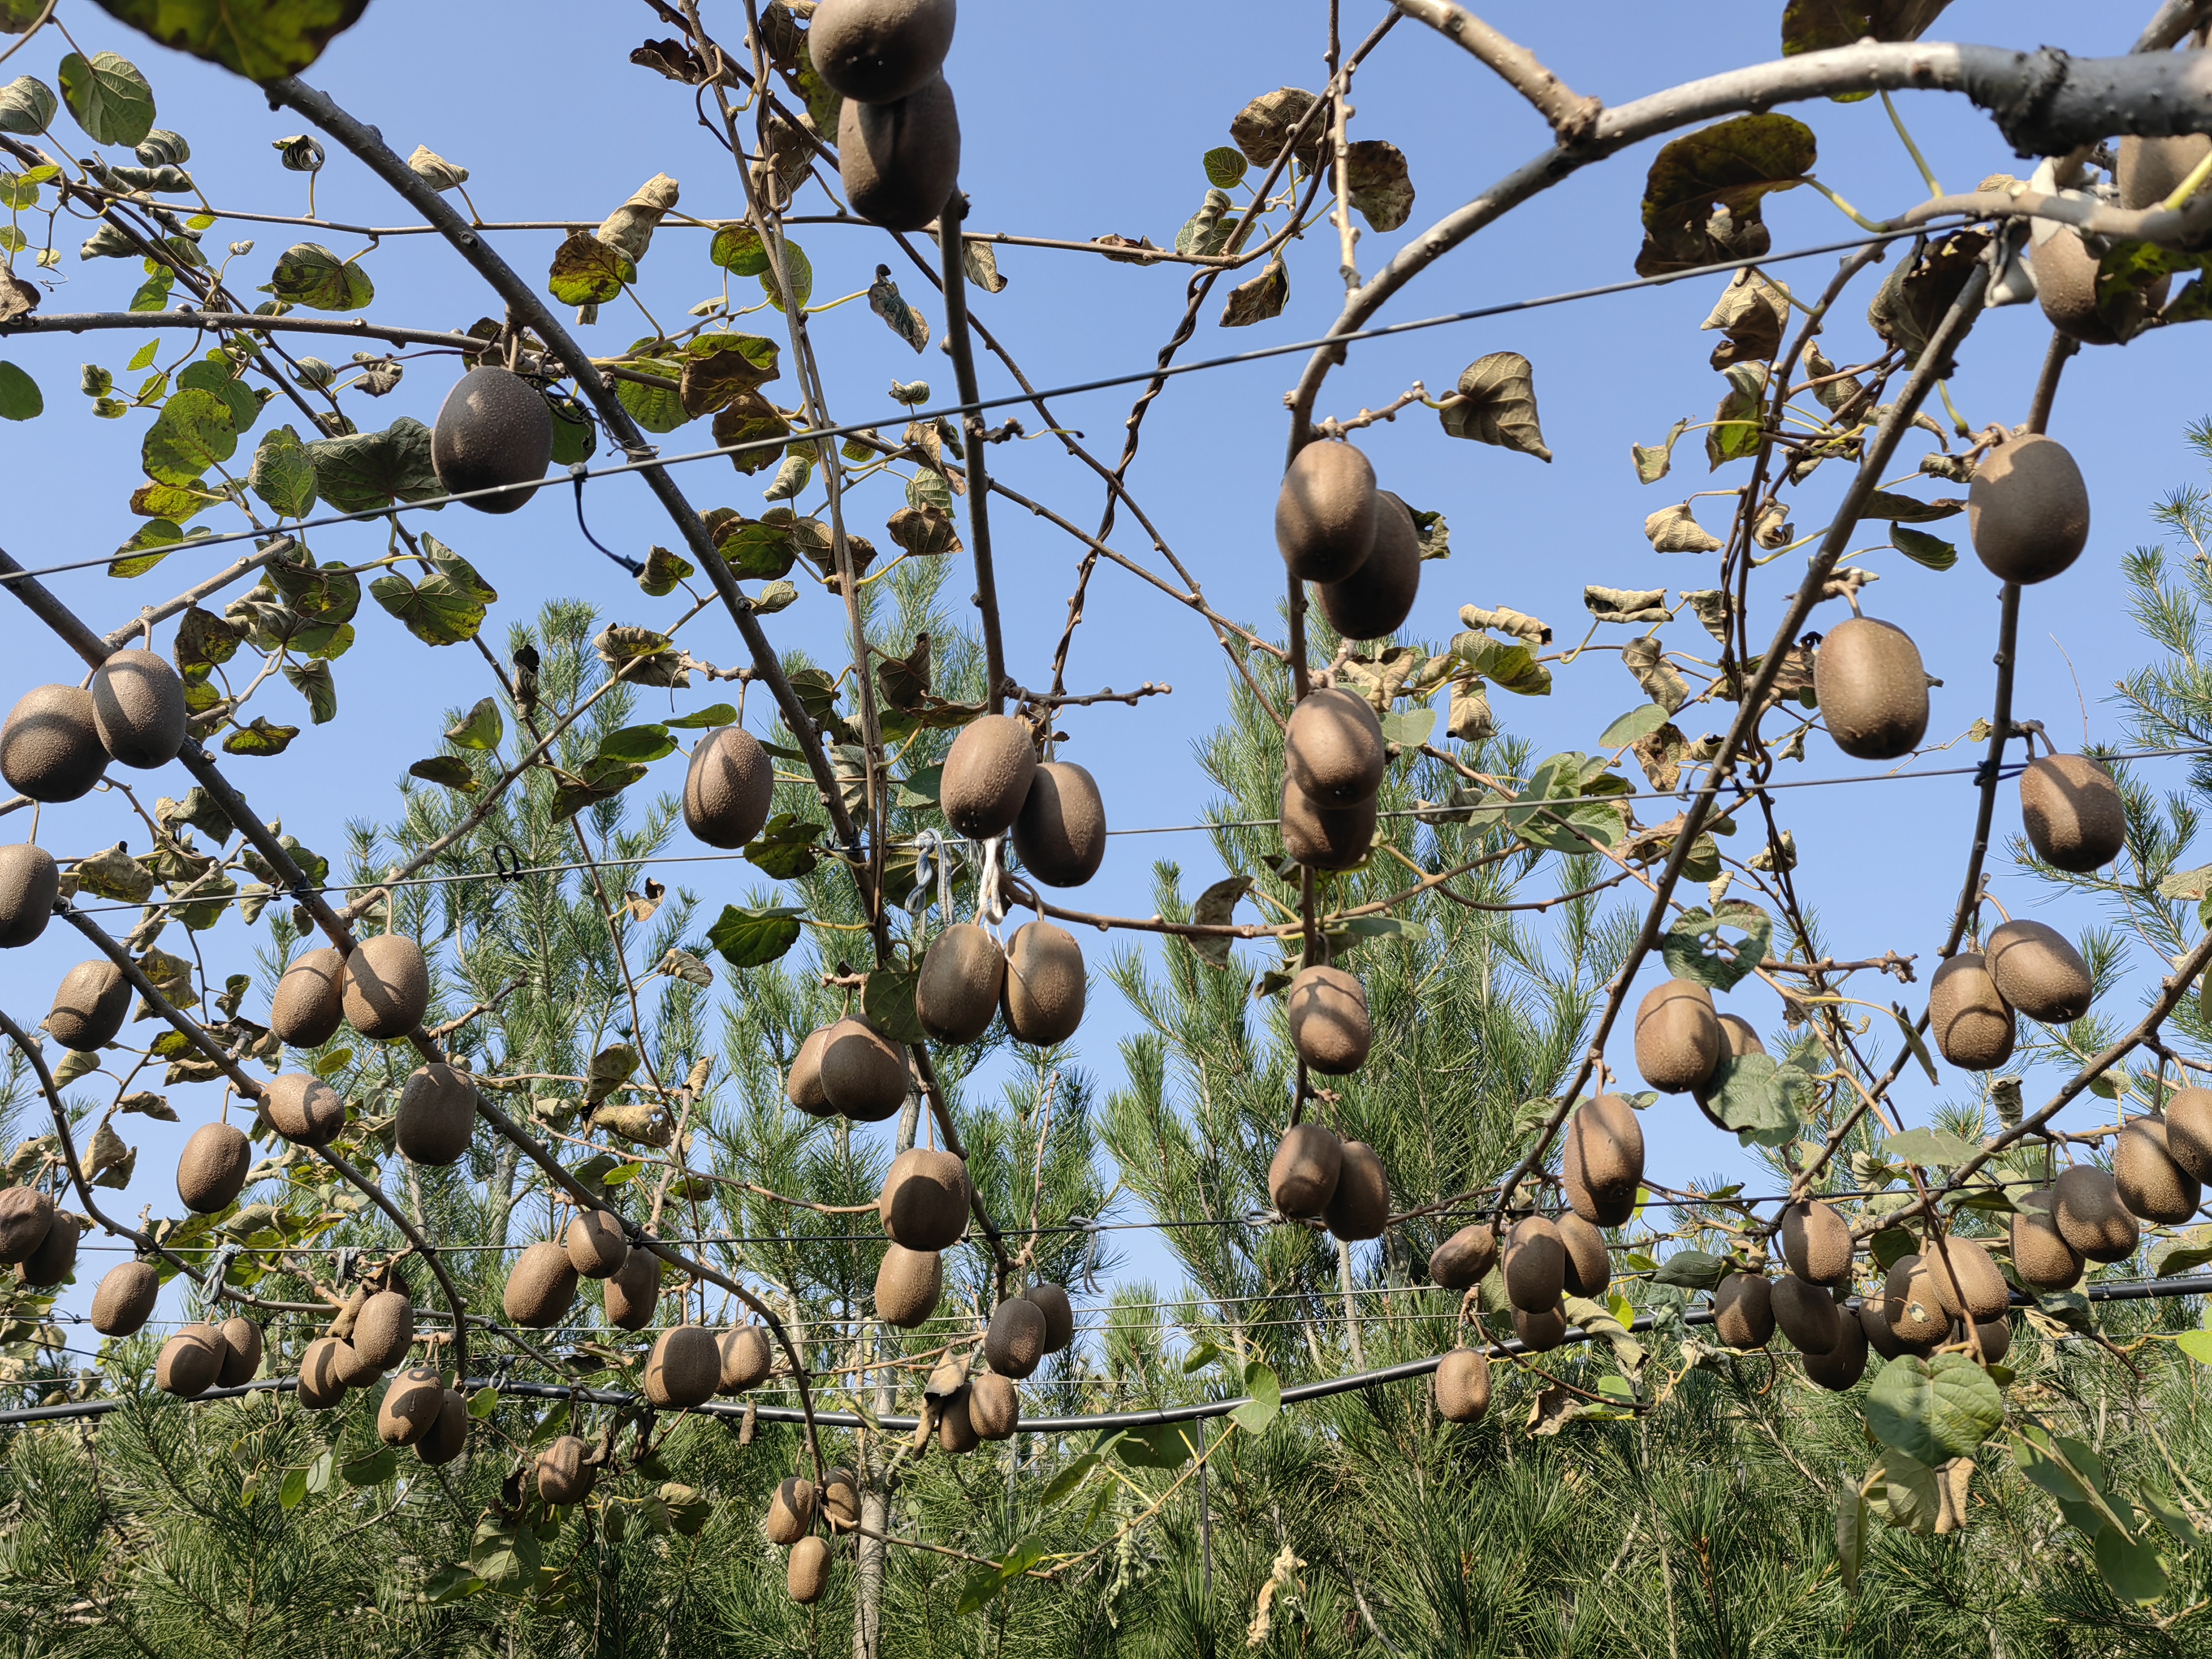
[282, 658, 336, 723]
[709, 223, 767, 274]
[0, 76, 57, 136]
[1837, 1486, 1866, 1593]
[1600, 704, 1672, 748]
[663, 703, 736, 730]
[1883, 1447, 1940, 1535]
[596, 724, 675, 765]
[1652, 1248, 1725, 1291]
[1660, 900, 1772, 993]
[746, 812, 824, 880]
[266, 242, 373, 311]
[862, 963, 926, 1046]
[59, 52, 154, 148]
[369, 538, 497, 645]
[142, 388, 236, 486]
[1635, 113, 1816, 277]
[1231, 1361, 1280, 1433]
[2096, 1526, 2170, 1605]
[470, 1520, 542, 1593]
[467, 1385, 499, 1419]
[1202, 145, 1247, 188]
[279, 1464, 308, 1509]
[0, 360, 39, 421]
[2014, 1424, 2097, 1513]
[247, 424, 316, 517]
[88, 0, 369, 79]
[1891, 1004, 1941, 1085]
[1892, 525, 1958, 571]
[408, 756, 475, 792]
[304, 416, 442, 514]
[340, 1445, 397, 1486]
[548, 231, 633, 306]
[760, 239, 811, 312]
[706, 903, 805, 969]
[1865, 1354, 2004, 1468]
[1037, 1452, 1099, 1507]
[1114, 1424, 1194, 1469]
[2175, 1328, 2212, 1365]
[130, 266, 175, 312]
[638, 544, 693, 596]
[548, 756, 645, 822]
[222, 715, 298, 756]
[1882, 1126, 1982, 1168]
[445, 696, 503, 751]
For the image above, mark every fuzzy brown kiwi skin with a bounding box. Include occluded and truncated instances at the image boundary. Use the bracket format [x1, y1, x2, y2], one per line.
[341, 935, 429, 1041]
[1011, 761, 1107, 888]
[1314, 490, 1420, 641]
[89, 649, 187, 769]
[2019, 754, 2125, 872]
[1428, 1223, 1498, 1289]
[644, 1325, 721, 1409]
[1276, 441, 1379, 583]
[176, 1122, 251, 1215]
[46, 960, 130, 1051]
[270, 947, 346, 1047]
[1286, 965, 1371, 1075]
[1634, 978, 1721, 1094]
[984, 1297, 1047, 1379]
[810, 0, 957, 104]
[1779, 1199, 1853, 1287]
[1770, 1273, 1842, 1355]
[1434, 1347, 1491, 1421]
[396, 1063, 476, 1165]
[1285, 687, 1386, 805]
[2166, 1088, 2212, 1183]
[1001, 921, 1085, 1046]
[503, 1241, 580, 1329]
[1269, 1123, 1342, 1217]
[2011, 1188, 2086, 1290]
[431, 366, 554, 514]
[879, 1147, 969, 1252]
[1512, 1303, 1568, 1353]
[874, 1243, 943, 1327]
[2114, 1113, 2201, 1225]
[90, 1260, 158, 1336]
[262, 1072, 345, 1148]
[1713, 1272, 1775, 1350]
[1813, 616, 1930, 760]
[1923, 1236, 2009, 1322]
[1556, 1211, 1609, 1298]
[566, 1209, 630, 1279]
[820, 1019, 908, 1123]
[719, 1325, 774, 1394]
[296, 1337, 349, 1409]
[0, 1188, 50, 1265]
[604, 1246, 663, 1331]
[1025, 1281, 1075, 1352]
[1985, 919, 2093, 1025]
[2037, 227, 2166, 345]
[0, 685, 106, 803]
[1928, 954, 2017, 1071]
[0, 843, 58, 950]
[1323, 1141, 1388, 1241]
[786, 1028, 835, 1117]
[1562, 1094, 1643, 1226]
[20, 1212, 77, 1287]
[1502, 1217, 1564, 1313]
[838, 74, 961, 232]
[939, 715, 1036, 840]
[682, 726, 774, 850]
[1884, 1256, 1951, 1348]
[914, 924, 1004, 1044]
[1802, 1311, 1867, 1392]
[1279, 778, 1378, 871]
[1967, 433, 2090, 586]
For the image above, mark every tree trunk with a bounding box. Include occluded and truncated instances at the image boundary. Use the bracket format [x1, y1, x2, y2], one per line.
[851, 1485, 888, 1659]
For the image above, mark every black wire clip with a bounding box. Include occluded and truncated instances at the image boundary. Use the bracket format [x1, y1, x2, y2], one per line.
[570, 463, 645, 576]
[492, 844, 524, 882]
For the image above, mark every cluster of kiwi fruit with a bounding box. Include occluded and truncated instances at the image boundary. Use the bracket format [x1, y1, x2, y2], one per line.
[1277, 440, 1422, 646]
[872, 1146, 965, 1326]
[271, 934, 434, 1048]
[814, 0, 961, 232]
[2005, 1098, 2212, 1291]
[293, 1284, 416, 1406]
[1707, 1200, 1876, 1390]
[1266, 1121, 1388, 1242]
[765, 1464, 861, 1603]
[2035, 136, 2209, 345]
[152, 1313, 264, 1398]
[1854, 1234, 2014, 1367]
[505, 1220, 658, 1331]
[1279, 689, 1388, 881]
[0, 1185, 78, 1291]
[1633, 977, 1768, 1118]
[1928, 918, 2095, 1071]
[431, 364, 555, 514]
[1, 649, 189, 806]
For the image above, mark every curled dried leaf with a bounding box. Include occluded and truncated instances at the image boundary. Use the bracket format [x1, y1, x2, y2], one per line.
[1440, 353, 1551, 462]
[1644, 503, 1723, 554]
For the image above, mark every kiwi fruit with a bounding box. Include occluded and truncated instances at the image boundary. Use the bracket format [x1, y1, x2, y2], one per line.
[89, 649, 186, 769]
[378, 1364, 447, 1446]
[219, 1317, 264, 1385]
[1002, 921, 1084, 1045]
[1771, 1274, 1842, 1354]
[537, 1434, 596, 1506]
[1884, 1255, 1952, 1347]
[939, 1385, 980, 1453]
[1269, 1123, 1342, 1217]
[1563, 1094, 1645, 1226]
[1026, 1280, 1074, 1352]
[430, 365, 554, 513]
[1802, 1309, 1869, 1392]
[416, 1390, 470, 1466]
[90, 1259, 158, 1336]
[1967, 434, 2091, 585]
[1812, 616, 1930, 760]
[332, 1336, 386, 1389]
[1324, 1141, 1389, 1241]
[1434, 1346, 1492, 1422]
[820, 1017, 908, 1121]
[2120, 133, 2212, 209]
[1012, 761, 1107, 887]
[915, 925, 1003, 1044]
[396, 1063, 476, 1165]
[985, 1297, 1047, 1378]
[20, 1211, 77, 1287]
[0, 843, 58, 950]
[1512, 1303, 1568, 1353]
[879, 1147, 969, 1251]
[1279, 777, 1378, 871]
[821, 1466, 862, 1533]
[1314, 490, 1420, 640]
[1286, 965, 1371, 1075]
[1928, 954, 2017, 1071]
[2018, 753, 2125, 872]
[351, 1290, 415, 1370]
[787, 1534, 832, 1603]
[2164, 1088, 2212, 1182]
[504, 1240, 580, 1328]
[270, 947, 346, 1047]
[605, 1244, 663, 1331]
[0, 685, 106, 802]
[1284, 687, 1386, 806]
[810, 0, 956, 104]
[875, 1243, 943, 1327]
[1634, 978, 1721, 1094]
[297, 1336, 350, 1408]
[2036, 227, 2159, 346]
[645, 1324, 721, 1408]
[1429, 1224, 1498, 1289]
[786, 1028, 835, 1117]
[261, 1072, 345, 1147]
[1985, 920, 2093, 1024]
[1715, 1014, 1765, 1060]
[0, 1187, 53, 1263]
[1714, 1272, 1775, 1349]
[1556, 1211, 1609, 1298]
[157, 1325, 226, 1397]
[1924, 1236, 2009, 1322]
[1779, 1199, 1853, 1287]
[1277, 441, 1379, 583]
[46, 960, 129, 1052]
[719, 1324, 774, 1393]
[1858, 1294, 1911, 1360]
[177, 1122, 251, 1214]
[838, 73, 961, 233]
[2116, 1113, 2202, 1223]
[341, 935, 429, 1041]
[940, 715, 1036, 841]
[566, 1208, 630, 1279]
[970, 1371, 1020, 1439]
[2011, 1187, 2086, 1289]
[1960, 1313, 2012, 1367]
[1502, 1216, 1564, 1313]
[682, 726, 774, 850]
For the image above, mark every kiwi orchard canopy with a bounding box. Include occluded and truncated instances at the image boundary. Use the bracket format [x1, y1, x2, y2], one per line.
[9, 0, 2212, 1647]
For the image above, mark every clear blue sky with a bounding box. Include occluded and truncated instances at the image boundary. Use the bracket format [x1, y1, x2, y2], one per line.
[1, 2, 2204, 1319]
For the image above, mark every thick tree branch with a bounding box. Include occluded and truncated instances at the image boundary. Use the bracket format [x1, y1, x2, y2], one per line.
[1389, 1, 1602, 141]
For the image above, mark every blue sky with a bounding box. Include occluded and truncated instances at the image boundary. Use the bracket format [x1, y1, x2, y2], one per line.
[3, 1, 2208, 1322]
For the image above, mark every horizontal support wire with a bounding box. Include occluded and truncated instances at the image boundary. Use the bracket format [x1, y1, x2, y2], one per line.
[6, 1272, 2205, 1431]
